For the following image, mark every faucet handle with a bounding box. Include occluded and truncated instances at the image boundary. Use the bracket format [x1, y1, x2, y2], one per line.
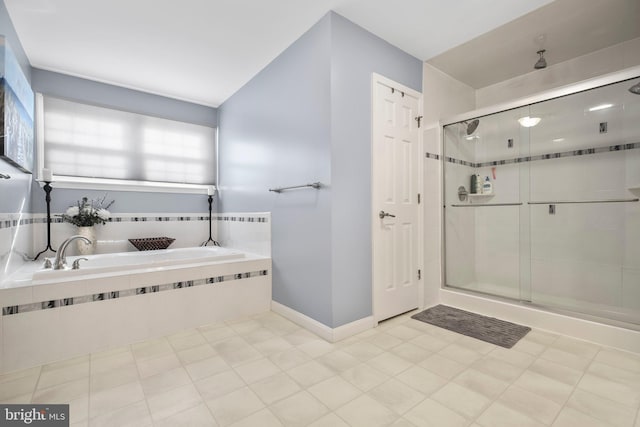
[72, 258, 88, 270]
[43, 258, 53, 269]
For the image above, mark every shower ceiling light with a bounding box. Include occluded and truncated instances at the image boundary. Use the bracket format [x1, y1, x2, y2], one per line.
[534, 49, 547, 70]
[518, 116, 541, 127]
[588, 103, 613, 112]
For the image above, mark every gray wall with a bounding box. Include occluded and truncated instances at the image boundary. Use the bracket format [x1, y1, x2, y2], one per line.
[218, 12, 422, 328]
[329, 13, 422, 326]
[30, 69, 219, 214]
[218, 14, 334, 326]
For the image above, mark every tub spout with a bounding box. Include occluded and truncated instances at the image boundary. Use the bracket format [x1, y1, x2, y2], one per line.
[53, 235, 91, 270]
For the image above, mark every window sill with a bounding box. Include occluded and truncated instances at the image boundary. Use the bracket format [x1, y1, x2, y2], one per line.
[38, 176, 215, 195]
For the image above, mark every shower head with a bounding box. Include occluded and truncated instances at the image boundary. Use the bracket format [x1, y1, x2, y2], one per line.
[463, 119, 480, 135]
[629, 81, 640, 95]
[534, 49, 547, 69]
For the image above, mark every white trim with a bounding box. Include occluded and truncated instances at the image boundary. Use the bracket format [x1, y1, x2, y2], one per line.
[441, 65, 640, 126]
[37, 176, 215, 195]
[270, 301, 375, 343]
[440, 289, 640, 354]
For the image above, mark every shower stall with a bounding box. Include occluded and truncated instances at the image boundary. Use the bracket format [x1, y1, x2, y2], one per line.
[443, 75, 640, 328]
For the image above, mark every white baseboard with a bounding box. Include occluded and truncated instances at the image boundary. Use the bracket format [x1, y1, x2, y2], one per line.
[440, 289, 640, 354]
[271, 301, 375, 342]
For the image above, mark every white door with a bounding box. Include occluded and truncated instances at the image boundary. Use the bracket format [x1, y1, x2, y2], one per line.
[372, 74, 422, 322]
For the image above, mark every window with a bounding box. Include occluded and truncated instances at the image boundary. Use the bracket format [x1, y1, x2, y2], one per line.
[37, 95, 216, 193]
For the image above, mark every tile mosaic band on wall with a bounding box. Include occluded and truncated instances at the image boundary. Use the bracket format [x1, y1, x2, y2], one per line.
[2, 269, 270, 316]
[425, 152, 440, 160]
[0, 214, 269, 229]
[441, 141, 640, 167]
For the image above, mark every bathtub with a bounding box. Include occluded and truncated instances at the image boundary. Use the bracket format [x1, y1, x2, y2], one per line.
[31, 246, 245, 284]
[0, 246, 271, 373]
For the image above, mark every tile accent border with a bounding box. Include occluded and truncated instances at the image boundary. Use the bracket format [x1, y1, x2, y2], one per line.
[444, 141, 640, 168]
[2, 269, 269, 316]
[0, 214, 270, 229]
[425, 152, 440, 160]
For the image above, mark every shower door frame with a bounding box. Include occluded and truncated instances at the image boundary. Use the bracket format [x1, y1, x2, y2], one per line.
[439, 65, 640, 330]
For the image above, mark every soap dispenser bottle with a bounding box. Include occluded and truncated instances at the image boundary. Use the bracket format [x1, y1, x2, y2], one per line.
[482, 176, 493, 194]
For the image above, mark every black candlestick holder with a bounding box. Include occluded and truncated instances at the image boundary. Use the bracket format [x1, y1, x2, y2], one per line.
[34, 181, 56, 260]
[201, 195, 220, 247]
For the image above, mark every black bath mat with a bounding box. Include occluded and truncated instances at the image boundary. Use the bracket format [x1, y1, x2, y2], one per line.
[411, 305, 531, 349]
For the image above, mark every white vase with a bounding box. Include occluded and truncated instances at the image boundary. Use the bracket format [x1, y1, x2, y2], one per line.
[76, 226, 97, 255]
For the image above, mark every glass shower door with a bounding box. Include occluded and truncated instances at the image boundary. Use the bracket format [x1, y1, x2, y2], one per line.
[527, 78, 640, 325]
[443, 106, 531, 301]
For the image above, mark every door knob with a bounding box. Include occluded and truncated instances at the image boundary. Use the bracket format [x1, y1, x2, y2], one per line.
[379, 210, 396, 219]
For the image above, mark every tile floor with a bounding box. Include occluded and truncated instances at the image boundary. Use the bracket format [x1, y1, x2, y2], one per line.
[1, 309, 640, 427]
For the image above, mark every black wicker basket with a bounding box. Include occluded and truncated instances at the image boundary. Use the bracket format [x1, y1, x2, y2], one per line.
[128, 237, 175, 251]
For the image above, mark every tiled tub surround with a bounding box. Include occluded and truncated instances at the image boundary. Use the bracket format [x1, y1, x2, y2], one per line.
[0, 211, 270, 283]
[0, 250, 272, 373]
[0, 212, 272, 373]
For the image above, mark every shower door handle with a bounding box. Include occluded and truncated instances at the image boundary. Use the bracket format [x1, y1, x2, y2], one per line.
[379, 210, 396, 219]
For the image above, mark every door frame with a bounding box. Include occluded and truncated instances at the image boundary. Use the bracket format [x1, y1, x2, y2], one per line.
[371, 72, 424, 324]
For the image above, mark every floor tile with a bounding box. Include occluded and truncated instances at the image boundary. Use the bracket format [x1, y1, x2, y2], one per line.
[540, 347, 591, 371]
[0, 374, 39, 401]
[404, 398, 468, 427]
[167, 329, 208, 352]
[32, 378, 88, 404]
[390, 342, 432, 364]
[438, 343, 482, 365]
[385, 325, 423, 341]
[431, 382, 490, 419]
[566, 389, 637, 427]
[395, 365, 447, 395]
[136, 353, 182, 379]
[207, 386, 265, 426]
[409, 333, 450, 353]
[176, 343, 217, 365]
[551, 336, 600, 360]
[212, 337, 263, 367]
[335, 394, 398, 427]
[587, 361, 640, 389]
[154, 403, 218, 427]
[498, 385, 562, 425]
[368, 378, 426, 415]
[234, 358, 281, 384]
[90, 350, 135, 375]
[487, 346, 535, 369]
[0, 366, 41, 384]
[419, 353, 466, 380]
[89, 380, 145, 419]
[253, 337, 294, 356]
[268, 349, 311, 371]
[316, 350, 360, 373]
[366, 352, 413, 376]
[453, 368, 509, 399]
[89, 400, 152, 427]
[147, 383, 203, 422]
[340, 363, 390, 392]
[132, 338, 174, 362]
[577, 372, 640, 407]
[140, 366, 191, 397]
[269, 390, 328, 427]
[476, 401, 546, 427]
[287, 360, 334, 387]
[527, 358, 583, 386]
[296, 339, 335, 358]
[308, 376, 361, 410]
[201, 325, 238, 344]
[184, 355, 231, 381]
[594, 348, 640, 373]
[229, 408, 282, 427]
[471, 356, 524, 382]
[552, 406, 615, 427]
[512, 370, 574, 404]
[367, 332, 404, 350]
[38, 361, 90, 389]
[307, 412, 349, 427]
[342, 341, 386, 361]
[195, 370, 245, 400]
[250, 372, 301, 405]
[90, 363, 139, 393]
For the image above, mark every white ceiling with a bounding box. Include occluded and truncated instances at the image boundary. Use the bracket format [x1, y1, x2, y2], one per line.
[4, 0, 556, 107]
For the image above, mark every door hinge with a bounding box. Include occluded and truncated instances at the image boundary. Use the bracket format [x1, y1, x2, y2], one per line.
[418, 269, 421, 280]
[417, 193, 421, 204]
[415, 116, 423, 128]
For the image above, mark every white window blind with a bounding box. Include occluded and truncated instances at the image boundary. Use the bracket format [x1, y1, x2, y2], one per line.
[42, 96, 216, 185]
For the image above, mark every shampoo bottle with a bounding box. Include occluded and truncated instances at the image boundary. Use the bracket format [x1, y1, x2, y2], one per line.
[482, 176, 493, 194]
